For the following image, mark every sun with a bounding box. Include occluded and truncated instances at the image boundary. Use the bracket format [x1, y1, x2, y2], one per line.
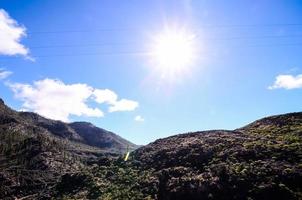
[151, 28, 196, 75]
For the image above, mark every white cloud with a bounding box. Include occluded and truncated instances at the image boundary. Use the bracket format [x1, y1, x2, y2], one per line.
[134, 115, 144, 122]
[0, 69, 12, 79]
[93, 89, 118, 104]
[0, 9, 29, 57]
[94, 89, 139, 113]
[268, 74, 302, 90]
[8, 78, 103, 122]
[109, 99, 139, 113]
[8, 78, 139, 121]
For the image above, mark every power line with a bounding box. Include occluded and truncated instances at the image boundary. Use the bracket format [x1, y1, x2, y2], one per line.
[239, 43, 302, 47]
[0, 42, 301, 60]
[28, 28, 131, 34]
[200, 23, 302, 28]
[34, 51, 151, 58]
[27, 23, 302, 34]
[28, 34, 302, 49]
[27, 43, 301, 58]
[30, 42, 136, 49]
[206, 34, 302, 41]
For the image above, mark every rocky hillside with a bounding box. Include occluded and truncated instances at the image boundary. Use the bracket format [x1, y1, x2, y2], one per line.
[0, 98, 137, 199]
[57, 112, 301, 200]
[0, 97, 301, 199]
[0, 98, 137, 153]
[131, 113, 302, 200]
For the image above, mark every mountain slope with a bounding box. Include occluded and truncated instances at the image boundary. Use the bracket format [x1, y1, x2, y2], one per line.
[0, 98, 137, 199]
[131, 113, 302, 200]
[17, 112, 137, 153]
[54, 112, 302, 200]
[69, 121, 137, 151]
[1, 97, 301, 200]
[0, 98, 137, 153]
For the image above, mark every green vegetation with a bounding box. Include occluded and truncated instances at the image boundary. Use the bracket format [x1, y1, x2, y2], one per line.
[55, 158, 156, 200]
[0, 99, 302, 199]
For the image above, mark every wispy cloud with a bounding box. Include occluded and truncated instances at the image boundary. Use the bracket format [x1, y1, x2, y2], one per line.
[268, 74, 302, 90]
[8, 78, 138, 121]
[0, 9, 30, 57]
[0, 69, 12, 79]
[134, 115, 144, 122]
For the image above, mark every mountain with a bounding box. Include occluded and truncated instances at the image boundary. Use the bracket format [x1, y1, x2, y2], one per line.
[0, 97, 301, 199]
[0, 98, 137, 199]
[69, 121, 137, 151]
[131, 113, 302, 200]
[0, 98, 136, 152]
[56, 112, 301, 200]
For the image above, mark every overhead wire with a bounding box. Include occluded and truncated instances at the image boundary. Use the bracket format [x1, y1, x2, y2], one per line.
[27, 23, 302, 34]
[28, 34, 302, 49]
[1, 23, 301, 58]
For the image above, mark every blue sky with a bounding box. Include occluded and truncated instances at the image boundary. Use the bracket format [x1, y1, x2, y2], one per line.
[0, 0, 302, 145]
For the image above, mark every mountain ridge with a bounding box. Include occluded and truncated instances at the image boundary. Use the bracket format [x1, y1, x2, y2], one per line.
[0, 97, 301, 199]
[0, 98, 137, 152]
[129, 112, 302, 199]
